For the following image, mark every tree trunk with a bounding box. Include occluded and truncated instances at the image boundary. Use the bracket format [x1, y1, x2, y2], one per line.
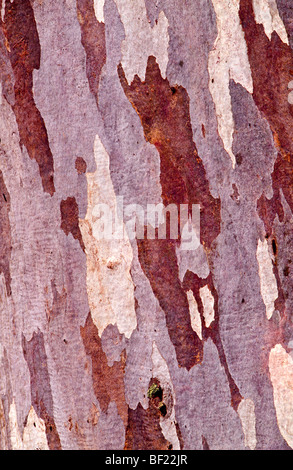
[0, 0, 292, 450]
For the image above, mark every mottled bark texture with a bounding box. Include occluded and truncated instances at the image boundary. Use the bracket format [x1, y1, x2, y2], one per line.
[0, 0, 293, 450]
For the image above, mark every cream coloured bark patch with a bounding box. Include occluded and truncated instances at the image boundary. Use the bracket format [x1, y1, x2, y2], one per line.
[1, 0, 4, 21]
[200, 285, 215, 328]
[186, 290, 202, 340]
[237, 398, 257, 450]
[288, 81, 293, 105]
[94, 0, 104, 23]
[269, 344, 293, 449]
[9, 401, 23, 450]
[9, 403, 49, 450]
[151, 342, 180, 450]
[253, 0, 289, 44]
[0, 399, 8, 449]
[114, 0, 169, 82]
[256, 238, 278, 320]
[79, 135, 137, 338]
[23, 406, 49, 450]
[209, 0, 253, 168]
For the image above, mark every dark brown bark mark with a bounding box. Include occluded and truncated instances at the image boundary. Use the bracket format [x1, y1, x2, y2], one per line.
[175, 421, 184, 450]
[2, 0, 55, 196]
[22, 330, 61, 450]
[60, 197, 85, 251]
[76, 0, 106, 104]
[0, 170, 11, 296]
[202, 435, 210, 450]
[118, 56, 221, 371]
[183, 270, 243, 411]
[80, 313, 128, 427]
[124, 402, 171, 450]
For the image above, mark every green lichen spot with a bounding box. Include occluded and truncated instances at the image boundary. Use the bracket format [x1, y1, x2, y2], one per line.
[147, 383, 160, 399]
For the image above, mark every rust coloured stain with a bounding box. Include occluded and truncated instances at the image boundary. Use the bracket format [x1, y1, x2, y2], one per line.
[22, 330, 61, 450]
[2, 0, 55, 195]
[75, 157, 87, 175]
[60, 197, 85, 251]
[80, 313, 128, 427]
[76, 0, 106, 104]
[0, 171, 11, 296]
[118, 56, 221, 371]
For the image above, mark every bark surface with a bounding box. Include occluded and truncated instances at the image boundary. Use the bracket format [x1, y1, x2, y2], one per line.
[0, 0, 292, 450]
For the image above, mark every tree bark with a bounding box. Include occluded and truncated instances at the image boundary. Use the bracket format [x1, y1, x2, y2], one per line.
[0, 0, 292, 450]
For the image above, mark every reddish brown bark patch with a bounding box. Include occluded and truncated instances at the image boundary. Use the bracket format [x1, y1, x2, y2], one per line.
[60, 197, 85, 251]
[76, 0, 106, 104]
[137, 237, 203, 370]
[0, 170, 11, 296]
[118, 56, 221, 370]
[22, 330, 61, 450]
[118, 57, 221, 247]
[124, 401, 171, 450]
[125, 377, 175, 450]
[75, 157, 87, 175]
[2, 0, 55, 196]
[80, 313, 128, 427]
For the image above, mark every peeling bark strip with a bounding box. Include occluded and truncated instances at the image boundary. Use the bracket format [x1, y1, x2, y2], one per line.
[118, 57, 221, 248]
[2, 0, 55, 195]
[80, 313, 128, 427]
[22, 330, 61, 450]
[0, 170, 11, 296]
[76, 0, 106, 103]
[118, 56, 221, 370]
[183, 270, 243, 411]
[239, 0, 293, 325]
[239, 0, 293, 215]
[60, 197, 85, 251]
[137, 237, 203, 370]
